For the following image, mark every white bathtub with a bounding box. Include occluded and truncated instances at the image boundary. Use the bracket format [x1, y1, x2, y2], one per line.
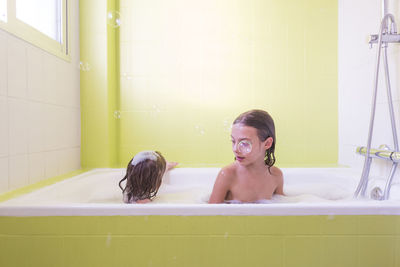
[1, 167, 400, 216]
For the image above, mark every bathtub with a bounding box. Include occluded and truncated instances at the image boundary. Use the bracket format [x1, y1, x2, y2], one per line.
[1, 167, 400, 216]
[1, 168, 400, 267]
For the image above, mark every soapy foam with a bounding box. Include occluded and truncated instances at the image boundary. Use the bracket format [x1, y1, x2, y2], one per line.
[3, 168, 400, 205]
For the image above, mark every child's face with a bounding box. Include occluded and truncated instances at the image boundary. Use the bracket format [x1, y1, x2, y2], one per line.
[231, 123, 273, 165]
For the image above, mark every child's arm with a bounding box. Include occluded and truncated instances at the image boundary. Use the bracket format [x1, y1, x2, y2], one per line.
[166, 161, 178, 171]
[208, 168, 232, 203]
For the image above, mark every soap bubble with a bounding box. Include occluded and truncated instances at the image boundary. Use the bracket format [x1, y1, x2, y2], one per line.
[121, 72, 132, 80]
[107, 11, 121, 28]
[113, 110, 121, 119]
[222, 119, 232, 133]
[79, 61, 91, 71]
[194, 125, 205, 136]
[238, 140, 252, 154]
[150, 105, 161, 117]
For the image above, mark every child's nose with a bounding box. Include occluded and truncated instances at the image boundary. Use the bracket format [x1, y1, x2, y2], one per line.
[232, 143, 239, 153]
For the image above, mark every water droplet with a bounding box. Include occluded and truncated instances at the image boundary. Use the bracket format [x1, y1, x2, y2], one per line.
[79, 61, 91, 71]
[150, 105, 161, 117]
[106, 233, 112, 247]
[327, 215, 335, 220]
[194, 125, 205, 136]
[113, 110, 121, 119]
[107, 10, 121, 28]
[121, 72, 133, 80]
[224, 232, 229, 239]
[222, 119, 232, 133]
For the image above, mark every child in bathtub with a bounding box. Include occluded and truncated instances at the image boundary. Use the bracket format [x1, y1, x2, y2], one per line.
[209, 109, 284, 203]
[119, 151, 178, 203]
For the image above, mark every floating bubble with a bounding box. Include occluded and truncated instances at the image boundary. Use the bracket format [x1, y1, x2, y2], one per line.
[113, 110, 121, 119]
[195, 125, 205, 136]
[121, 72, 133, 80]
[150, 105, 161, 117]
[79, 61, 91, 71]
[107, 10, 121, 28]
[222, 119, 232, 133]
[237, 140, 252, 154]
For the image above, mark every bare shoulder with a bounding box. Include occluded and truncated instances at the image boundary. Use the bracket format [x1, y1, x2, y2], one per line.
[214, 164, 237, 187]
[208, 164, 237, 203]
[219, 163, 237, 179]
[270, 166, 283, 179]
[270, 166, 284, 195]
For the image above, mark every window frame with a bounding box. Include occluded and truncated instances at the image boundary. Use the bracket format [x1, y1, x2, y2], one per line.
[0, 0, 70, 60]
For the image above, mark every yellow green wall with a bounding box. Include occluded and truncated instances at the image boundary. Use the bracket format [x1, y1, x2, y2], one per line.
[80, 0, 119, 168]
[1, 215, 399, 267]
[80, 0, 337, 168]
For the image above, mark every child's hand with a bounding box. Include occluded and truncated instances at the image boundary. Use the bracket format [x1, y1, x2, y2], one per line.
[166, 161, 179, 171]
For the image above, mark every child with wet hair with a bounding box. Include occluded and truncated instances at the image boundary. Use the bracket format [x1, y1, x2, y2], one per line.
[209, 109, 284, 203]
[119, 151, 178, 203]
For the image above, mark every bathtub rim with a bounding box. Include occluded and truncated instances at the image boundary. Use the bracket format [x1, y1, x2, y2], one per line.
[1, 202, 400, 216]
[1, 167, 400, 216]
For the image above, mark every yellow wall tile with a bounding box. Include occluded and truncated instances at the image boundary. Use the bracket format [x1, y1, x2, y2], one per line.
[111, 0, 338, 167]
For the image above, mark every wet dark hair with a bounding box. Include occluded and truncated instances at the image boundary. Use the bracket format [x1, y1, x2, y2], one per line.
[233, 109, 276, 171]
[119, 151, 166, 203]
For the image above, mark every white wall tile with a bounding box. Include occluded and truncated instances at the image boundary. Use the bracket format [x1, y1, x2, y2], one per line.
[8, 98, 28, 155]
[28, 102, 46, 153]
[69, 68, 81, 108]
[58, 107, 71, 148]
[56, 62, 71, 107]
[0, 96, 8, 157]
[73, 109, 81, 147]
[71, 148, 81, 170]
[27, 46, 45, 102]
[44, 105, 62, 150]
[45, 150, 59, 179]
[338, 144, 363, 169]
[59, 148, 80, 174]
[0, 0, 81, 191]
[28, 152, 45, 184]
[72, 70, 81, 108]
[0, 32, 7, 96]
[9, 154, 28, 190]
[43, 54, 58, 104]
[0, 157, 9, 194]
[7, 37, 27, 99]
[58, 108, 81, 148]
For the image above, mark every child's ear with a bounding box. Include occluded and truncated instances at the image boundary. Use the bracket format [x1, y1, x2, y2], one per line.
[264, 137, 273, 150]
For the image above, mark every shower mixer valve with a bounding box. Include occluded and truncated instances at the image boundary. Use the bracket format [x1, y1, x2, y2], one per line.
[368, 33, 400, 48]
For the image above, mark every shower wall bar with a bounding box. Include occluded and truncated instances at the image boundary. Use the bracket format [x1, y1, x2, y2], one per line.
[354, 13, 400, 201]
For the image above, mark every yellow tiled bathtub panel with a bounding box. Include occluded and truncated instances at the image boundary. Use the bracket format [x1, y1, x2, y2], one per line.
[1, 215, 399, 267]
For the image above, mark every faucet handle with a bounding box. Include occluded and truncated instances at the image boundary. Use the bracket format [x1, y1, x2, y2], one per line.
[368, 34, 378, 48]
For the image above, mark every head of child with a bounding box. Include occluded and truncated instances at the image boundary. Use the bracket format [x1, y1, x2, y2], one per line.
[231, 109, 276, 170]
[119, 151, 166, 203]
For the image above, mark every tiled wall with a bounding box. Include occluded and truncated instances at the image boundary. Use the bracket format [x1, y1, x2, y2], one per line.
[339, 0, 400, 180]
[0, 0, 81, 194]
[117, 0, 338, 167]
[1, 215, 399, 267]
